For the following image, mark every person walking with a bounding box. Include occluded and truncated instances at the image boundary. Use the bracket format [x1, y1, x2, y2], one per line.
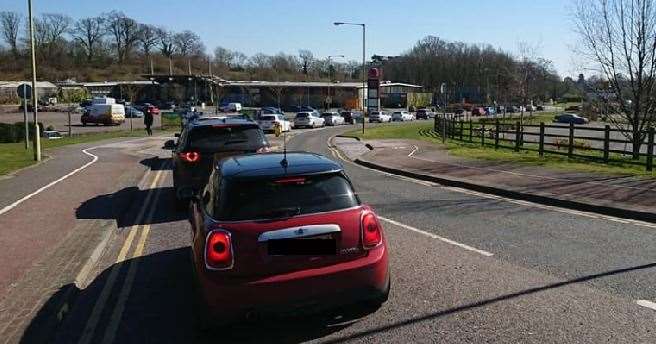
[144, 108, 153, 136]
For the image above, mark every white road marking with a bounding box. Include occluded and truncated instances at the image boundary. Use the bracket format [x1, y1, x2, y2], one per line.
[408, 145, 419, 157]
[0, 148, 98, 216]
[327, 135, 656, 230]
[378, 216, 494, 257]
[636, 300, 656, 311]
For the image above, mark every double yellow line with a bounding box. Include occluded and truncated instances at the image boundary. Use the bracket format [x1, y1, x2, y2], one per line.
[78, 167, 165, 344]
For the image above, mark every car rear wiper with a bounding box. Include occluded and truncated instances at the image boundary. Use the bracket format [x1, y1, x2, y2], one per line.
[260, 207, 301, 219]
[223, 139, 248, 145]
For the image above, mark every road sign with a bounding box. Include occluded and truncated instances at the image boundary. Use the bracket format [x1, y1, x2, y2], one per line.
[367, 68, 381, 112]
[17, 84, 32, 99]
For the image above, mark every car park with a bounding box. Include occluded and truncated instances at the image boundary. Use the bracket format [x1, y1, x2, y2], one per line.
[415, 109, 435, 120]
[257, 114, 292, 132]
[369, 111, 392, 123]
[189, 152, 390, 326]
[293, 112, 325, 128]
[391, 111, 413, 121]
[554, 113, 589, 124]
[321, 112, 345, 126]
[165, 116, 270, 207]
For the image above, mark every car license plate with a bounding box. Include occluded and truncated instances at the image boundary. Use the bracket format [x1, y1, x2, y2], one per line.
[268, 236, 336, 255]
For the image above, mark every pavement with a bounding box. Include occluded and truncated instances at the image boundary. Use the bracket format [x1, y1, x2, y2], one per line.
[1, 124, 656, 343]
[334, 136, 656, 221]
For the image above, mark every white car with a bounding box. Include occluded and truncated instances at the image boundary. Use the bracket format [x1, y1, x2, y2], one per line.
[294, 112, 325, 128]
[320, 112, 345, 126]
[257, 114, 292, 132]
[392, 111, 414, 121]
[369, 111, 392, 123]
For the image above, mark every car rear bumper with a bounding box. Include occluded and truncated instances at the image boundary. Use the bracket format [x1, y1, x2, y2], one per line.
[196, 244, 389, 318]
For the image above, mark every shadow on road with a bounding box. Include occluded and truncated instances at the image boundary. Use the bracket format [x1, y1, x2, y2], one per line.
[140, 157, 172, 171]
[20, 247, 372, 344]
[75, 185, 185, 228]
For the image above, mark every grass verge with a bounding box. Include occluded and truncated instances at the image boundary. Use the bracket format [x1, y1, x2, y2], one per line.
[345, 122, 655, 177]
[0, 127, 175, 176]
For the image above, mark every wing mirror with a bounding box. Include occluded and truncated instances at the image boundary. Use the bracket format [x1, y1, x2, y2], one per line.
[163, 139, 177, 150]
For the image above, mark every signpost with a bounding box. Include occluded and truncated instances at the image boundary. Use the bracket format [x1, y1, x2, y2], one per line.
[367, 68, 381, 133]
[17, 84, 31, 149]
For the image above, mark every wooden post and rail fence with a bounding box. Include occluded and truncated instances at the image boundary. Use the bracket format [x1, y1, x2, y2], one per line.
[433, 115, 656, 172]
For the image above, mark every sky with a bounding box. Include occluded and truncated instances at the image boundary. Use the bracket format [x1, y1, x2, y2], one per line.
[1, 0, 580, 77]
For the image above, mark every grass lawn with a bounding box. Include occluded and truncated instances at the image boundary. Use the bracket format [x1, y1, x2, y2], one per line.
[0, 127, 175, 176]
[345, 122, 655, 177]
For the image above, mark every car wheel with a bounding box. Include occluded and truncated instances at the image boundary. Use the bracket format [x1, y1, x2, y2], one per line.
[82, 121, 87, 127]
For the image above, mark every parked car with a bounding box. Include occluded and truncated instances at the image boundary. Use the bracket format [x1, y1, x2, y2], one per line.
[340, 111, 355, 123]
[321, 112, 345, 126]
[496, 106, 506, 113]
[43, 130, 62, 139]
[136, 103, 160, 116]
[525, 105, 536, 112]
[369, 111, 392, 123]
[554, 113, 589, 124]
[565, 105, 581, 112]
[260, 106, 283, 115]
[485, 107, 496, 116]
[124, 106, 144, 118]
[391, 111, 413, 121]
[293, 112, 325, 128]
[257, 114, 292, 132]
[165, 116, 270, 208]
[189, 152, 390, 327]
[220, 102, 243, 112]
[471, 107, 486, 116]
[506, 106, 517, 113]
[415, 109, 435, 120]
[536, 105, 544, 111]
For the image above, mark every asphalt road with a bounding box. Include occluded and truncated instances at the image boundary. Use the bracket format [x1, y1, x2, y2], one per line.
[1, 123, 656, 343]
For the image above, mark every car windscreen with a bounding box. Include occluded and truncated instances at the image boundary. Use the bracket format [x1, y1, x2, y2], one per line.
[188, 125, 266, 151]
[260, 115, 276, 121]
[296, 113, 308, 118]
[215, 173, 360, 221]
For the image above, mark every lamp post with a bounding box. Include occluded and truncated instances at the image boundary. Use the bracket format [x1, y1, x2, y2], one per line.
[334, 22, 366, 134]
[327, 55, 344, 110]
[27, 0, 40, 161]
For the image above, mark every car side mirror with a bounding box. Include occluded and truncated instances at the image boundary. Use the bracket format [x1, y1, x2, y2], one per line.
[163, 139, 176, 150]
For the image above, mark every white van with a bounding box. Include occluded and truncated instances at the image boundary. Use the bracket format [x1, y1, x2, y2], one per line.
[81, 103, 126, 126]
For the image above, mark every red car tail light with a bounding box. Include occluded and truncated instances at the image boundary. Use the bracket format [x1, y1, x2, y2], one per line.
[179, 151, 200, 163]
[362, 212, 382, 249]
[205, 230, 234, 270]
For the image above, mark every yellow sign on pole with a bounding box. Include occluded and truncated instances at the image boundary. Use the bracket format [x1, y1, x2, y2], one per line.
[274, 122, 283, 137]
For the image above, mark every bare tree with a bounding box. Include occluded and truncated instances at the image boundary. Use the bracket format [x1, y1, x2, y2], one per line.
[0, 11, 20, 58]
[138, 24, 159, 58]
[72, 17, 104, 62]
[173, 30, 204, 56]
[156, 27, 175, 58]
[214, 46, 233, 69]
[574, 0, 656, 158]
[299, 49, 313, 75]
[104, 11, 140, 62]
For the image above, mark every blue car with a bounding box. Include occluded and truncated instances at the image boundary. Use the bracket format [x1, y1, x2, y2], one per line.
[554, 113, 589, 124]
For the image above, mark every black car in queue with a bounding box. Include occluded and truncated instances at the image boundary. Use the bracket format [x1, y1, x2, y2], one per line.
[165, 116, 270, 207]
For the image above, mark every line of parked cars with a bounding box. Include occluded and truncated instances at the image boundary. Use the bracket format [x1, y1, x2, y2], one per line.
[163, 114, 390, 329]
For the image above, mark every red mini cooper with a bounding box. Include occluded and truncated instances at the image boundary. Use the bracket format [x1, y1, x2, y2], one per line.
[188, 152, 390, 326]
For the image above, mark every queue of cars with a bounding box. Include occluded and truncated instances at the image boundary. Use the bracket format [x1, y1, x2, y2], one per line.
[165, 113, 390, 329]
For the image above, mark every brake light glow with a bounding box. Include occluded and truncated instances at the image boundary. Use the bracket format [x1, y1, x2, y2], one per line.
[273, 177, 306, 185]
[362, 212, 382, 249]
[205, 230, 233, 270]
[179, 151, 200, 163]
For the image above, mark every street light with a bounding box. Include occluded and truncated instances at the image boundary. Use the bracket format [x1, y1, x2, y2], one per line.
[334, 22, 366, 134]
[27, 0, 40, 161]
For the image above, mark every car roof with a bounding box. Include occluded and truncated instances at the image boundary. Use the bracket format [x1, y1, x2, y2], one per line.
[219, 152, 343, 179]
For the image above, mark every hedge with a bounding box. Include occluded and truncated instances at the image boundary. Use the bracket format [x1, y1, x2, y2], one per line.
[0, 122, 44, 143]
